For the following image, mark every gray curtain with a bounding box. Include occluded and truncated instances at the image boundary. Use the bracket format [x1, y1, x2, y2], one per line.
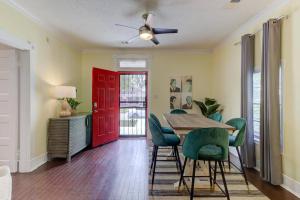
[241, 34, 256, 168]
[260, 19, 283, 185]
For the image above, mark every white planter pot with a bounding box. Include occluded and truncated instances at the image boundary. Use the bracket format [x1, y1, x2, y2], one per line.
[0, 166, 12, 200]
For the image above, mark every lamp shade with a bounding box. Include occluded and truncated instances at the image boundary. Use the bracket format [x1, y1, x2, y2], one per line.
[54, 86, 76, 99]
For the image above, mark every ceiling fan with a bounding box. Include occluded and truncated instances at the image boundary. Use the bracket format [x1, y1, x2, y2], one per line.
[115, 13, 178, 45]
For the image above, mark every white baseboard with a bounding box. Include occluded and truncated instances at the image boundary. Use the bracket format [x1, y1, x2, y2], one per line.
[281, 174, 300, 198]
[30, 153, 48, 171]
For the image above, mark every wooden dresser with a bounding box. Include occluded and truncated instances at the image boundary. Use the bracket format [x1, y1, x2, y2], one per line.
[47, 113, 92, 161]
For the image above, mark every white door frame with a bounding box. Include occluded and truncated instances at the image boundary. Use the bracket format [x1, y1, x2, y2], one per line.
[0, 29, 33, 172]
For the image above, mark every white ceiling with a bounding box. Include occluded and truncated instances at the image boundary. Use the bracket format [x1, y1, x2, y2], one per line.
[9, 0, 276, 49]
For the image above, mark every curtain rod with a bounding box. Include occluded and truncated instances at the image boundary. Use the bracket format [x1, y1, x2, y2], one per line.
[233, 15, 288, 46]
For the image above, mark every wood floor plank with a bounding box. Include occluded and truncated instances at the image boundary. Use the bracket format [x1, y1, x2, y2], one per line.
[12, 138, 299, 200]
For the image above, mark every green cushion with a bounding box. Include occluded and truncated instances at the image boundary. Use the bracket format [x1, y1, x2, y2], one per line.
[226, 118, 246, 147]
[163, 134, 180, 146]
[229, 135, 236, 146]
[183, 128, 228, 161]
[170, 109, 187, 114]
[208, 112, 223, 122]
[198, 145, 223, 160]
[161, 127, 174, 134]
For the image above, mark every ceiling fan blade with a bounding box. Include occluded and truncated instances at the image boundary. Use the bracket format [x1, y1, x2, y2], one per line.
[152, 28, 178, 34]
[151, 37, 159, 45]
[122, 35, 140, 44]
[115, 24, 139, 30]
[144, 13, 153, 27]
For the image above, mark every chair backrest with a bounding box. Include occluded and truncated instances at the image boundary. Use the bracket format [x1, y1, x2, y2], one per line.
[170, 109, 187, 114]
[182, 128, 229, 161]
[149, 113, 162, 129]
[148, 117, 165, 146]
[208, 112, 223, 122]
[225, 118, 246, 147]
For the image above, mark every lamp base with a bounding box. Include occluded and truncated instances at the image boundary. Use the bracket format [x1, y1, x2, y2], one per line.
[60, 110, 71, 117]
[60, 99, 72, 117]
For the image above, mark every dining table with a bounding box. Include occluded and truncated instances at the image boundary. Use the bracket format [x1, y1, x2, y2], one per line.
[163, 113, 235, 190]
[163, 113, 235, 135]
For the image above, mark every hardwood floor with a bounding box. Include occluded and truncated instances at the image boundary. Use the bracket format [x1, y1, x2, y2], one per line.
[12, 138, 299, 200]
[227, 153, 299, 200]
[12, 139, 149, 200]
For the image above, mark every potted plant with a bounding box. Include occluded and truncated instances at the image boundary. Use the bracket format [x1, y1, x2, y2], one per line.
[193, 97, 223, 117]
[67, 98, 81, 115]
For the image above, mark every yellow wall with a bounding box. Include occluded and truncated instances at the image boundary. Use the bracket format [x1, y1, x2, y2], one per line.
[0, 2, 81, 158]
[2, 0, 300, 185]
[211, 0, 300, 182]
[80, 49, 213, 125]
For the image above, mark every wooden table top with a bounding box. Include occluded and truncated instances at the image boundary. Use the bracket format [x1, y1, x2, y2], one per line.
[163, 113, 235, 135]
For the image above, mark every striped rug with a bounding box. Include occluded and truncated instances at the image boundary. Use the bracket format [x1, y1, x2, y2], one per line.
[148, 146, 269, 200]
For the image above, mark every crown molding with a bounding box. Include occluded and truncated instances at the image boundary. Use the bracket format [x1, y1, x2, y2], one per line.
[3, 0, 81, 50]
[213, 0, 291, 49]
[4, 0, 42, 24]
[82, 47, 212, 55]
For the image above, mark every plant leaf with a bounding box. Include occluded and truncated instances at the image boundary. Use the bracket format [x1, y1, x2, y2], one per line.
[194, 100, 207, 116]
[205, 98, 217, 106]
[207, 104, 220, 116]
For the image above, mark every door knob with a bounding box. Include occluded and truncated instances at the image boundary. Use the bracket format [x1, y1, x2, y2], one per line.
[93, 102, 97, 108]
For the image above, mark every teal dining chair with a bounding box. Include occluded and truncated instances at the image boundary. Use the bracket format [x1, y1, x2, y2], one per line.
[208, 112, 223, 122]
[170, 109, 187, 114]
[148, 117, 182, 188]
[150, 113, 174, 134]
[225, 118, 248, 186]
[178, 128, 230, 200]
[149, 113, 176, 173]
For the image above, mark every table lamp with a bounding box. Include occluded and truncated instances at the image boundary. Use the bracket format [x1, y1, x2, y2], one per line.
[54, 86, 76, 117]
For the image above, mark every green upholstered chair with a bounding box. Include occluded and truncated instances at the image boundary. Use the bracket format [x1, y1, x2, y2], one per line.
[170, 109, 187, 114]
[148, 117, 182, 188]
[150, 113, 174, 134]
[225, 118, 248, 186]
[208, 112, 223, 122]
[179, 128, 230, 200]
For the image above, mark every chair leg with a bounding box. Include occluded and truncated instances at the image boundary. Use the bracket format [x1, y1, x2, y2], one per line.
[149, 146, 156, 175]
[190, 160, 197, 200]
[172, 146, 176, 156]
[151, 145, 158, 188]
[178, 157, 187, 191]
[174, 146, 182, 173]
[213, 161, 217, 185]
[208, 161, 212, 187]
[174, 146, 179, 170]
[228, 148, 231, 171]
[218, 161, 230, 200]
[236, 147, 249, 187]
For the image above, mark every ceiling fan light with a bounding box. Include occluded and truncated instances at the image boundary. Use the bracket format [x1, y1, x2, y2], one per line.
[139, 27, 153, 40]
[140, 32, 153, 40]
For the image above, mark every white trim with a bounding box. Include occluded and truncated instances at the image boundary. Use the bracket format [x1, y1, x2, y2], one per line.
[214, 0, 291, 49]
[3, 0, 80, 50]
[18, 50, 32, 172]
[282, 174, 300, 198]
[113, 54, 151, 71]
[82, 48, 212, 55]
[0, 29, 33, 172]
[0, 29, 33, 50]
[4, 0, 42, 24]
[30, 153, 48, 171]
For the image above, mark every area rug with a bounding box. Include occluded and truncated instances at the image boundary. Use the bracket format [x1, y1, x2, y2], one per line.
[148, 146, 269, 200]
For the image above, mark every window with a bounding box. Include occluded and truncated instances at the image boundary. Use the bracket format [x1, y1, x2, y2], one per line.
[253, 72, 261, 143]
[118, 59, 147, 68]
[279, 65, 284, 152]
[253, 68, 283, 144]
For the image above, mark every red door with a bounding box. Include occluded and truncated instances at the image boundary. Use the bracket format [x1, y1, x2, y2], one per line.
[92, 67, 120, 147]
